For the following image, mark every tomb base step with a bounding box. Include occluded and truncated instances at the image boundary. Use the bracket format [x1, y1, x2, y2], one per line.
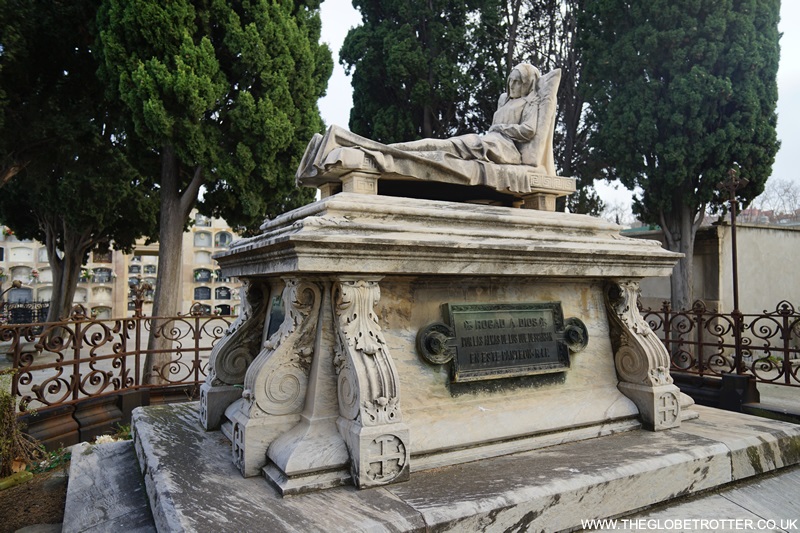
[129, 402, 800, 532]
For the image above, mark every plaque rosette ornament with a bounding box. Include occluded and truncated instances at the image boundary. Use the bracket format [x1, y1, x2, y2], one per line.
[332, 278, 410, 488]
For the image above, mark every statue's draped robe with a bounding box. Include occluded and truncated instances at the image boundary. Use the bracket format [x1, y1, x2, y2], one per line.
[297, 69, 561, 195]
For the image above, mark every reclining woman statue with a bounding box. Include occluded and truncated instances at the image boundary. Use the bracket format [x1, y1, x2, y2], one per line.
[297, 63, 561, 195]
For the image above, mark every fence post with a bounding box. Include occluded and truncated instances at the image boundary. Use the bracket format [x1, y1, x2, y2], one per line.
[9, 326, 22, 398]
[194, 314, 201, 386]
[131, 276, 150, 389]
[662, 301, 671, 364]
[694, 304, 705, 376]
[781, 305, 791, 385]
[71, 311, 83, 402]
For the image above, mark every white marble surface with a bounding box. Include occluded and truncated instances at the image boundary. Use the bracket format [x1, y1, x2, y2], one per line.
[378, 277, 641, 459]
[206, 193, 685, 487]
[620, 466, 800, 533]
[215, 193, 680, 279]
[130, 402, 800, 533]
[674, 405, 800, 480]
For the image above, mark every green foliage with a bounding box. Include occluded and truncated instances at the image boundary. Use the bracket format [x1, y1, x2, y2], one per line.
[112, 424, 132, 441]
[341, 0, 603, 214]
[31, 447, 71, 474]
[0, 370, 43, 478]
[512, 0, 603, 215]
[462, 0, 510, 135]
[579, 0, 779, 307]
[0, 0, 159, 320]
[580, 0, 780, 222]
[97, 0, 332, 231]
[341, 0, 506, 142]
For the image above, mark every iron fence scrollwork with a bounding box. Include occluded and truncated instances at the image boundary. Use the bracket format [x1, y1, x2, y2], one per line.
[5, 295, 798, 414]
[641, 300, 800, 387]
[2, 299, 233, 412]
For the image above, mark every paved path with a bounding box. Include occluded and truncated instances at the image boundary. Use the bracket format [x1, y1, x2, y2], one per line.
[595, 465, 800, 532]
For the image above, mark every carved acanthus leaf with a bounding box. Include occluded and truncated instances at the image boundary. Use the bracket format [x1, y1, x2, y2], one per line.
[363, 397, 400, 426]
[333, 280, 402, 423]
[605, 280, 673, 386]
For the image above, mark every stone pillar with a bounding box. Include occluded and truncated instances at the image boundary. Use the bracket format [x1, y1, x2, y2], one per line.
[332, 278, 410, 488]
[340, 171, 379, 196]
[520, 192, 557, 211]
[318, 182, 342, 199]
[263, 280, 351, 495]
[605, 280, 681, 431]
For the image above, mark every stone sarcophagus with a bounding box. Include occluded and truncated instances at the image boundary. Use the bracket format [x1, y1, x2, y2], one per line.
[199, 192, 689, 495]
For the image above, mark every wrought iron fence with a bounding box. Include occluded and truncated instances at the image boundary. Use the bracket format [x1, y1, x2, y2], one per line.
[641, 300, 800, 387]
[5, 296, 798, 415]
[1, 304, 232, 412]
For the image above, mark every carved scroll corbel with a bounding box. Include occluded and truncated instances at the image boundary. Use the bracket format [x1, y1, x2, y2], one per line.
[227, 279, 323, 477]
[605, 280, 680, 430]
[200, 281, 268, 430]
[332, 278, 410, 488]
[206, 281, 268, 386]
[243, 279, 322, 418]
[605, 281, 672, 386]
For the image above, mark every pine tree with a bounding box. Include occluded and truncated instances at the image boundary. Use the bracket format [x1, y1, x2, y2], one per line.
[0, 0, 158, 322]
[341, 0, 603, 214]
[341, 0, 502, 142]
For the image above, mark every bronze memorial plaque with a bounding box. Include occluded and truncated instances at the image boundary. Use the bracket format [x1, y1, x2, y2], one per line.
[447, 302, 570, 382]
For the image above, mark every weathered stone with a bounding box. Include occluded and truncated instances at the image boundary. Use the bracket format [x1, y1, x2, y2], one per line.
[201, 192, 686, 493]
[63, 441, 155, 533]
[214, 193, 679, 280]
[297, 65, 568, 210]
[129, 402, 800, 532]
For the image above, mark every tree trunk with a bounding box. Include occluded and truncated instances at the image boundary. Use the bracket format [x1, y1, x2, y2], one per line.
[144, 146, 203, 385]
[504, 0, 522, 77]
[43, 223, 92, 324]
[49, 248, 83, 321]
[660, 201, 702, 312]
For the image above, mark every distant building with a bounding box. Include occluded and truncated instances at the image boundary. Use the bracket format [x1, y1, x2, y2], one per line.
[625, 222, 800, 313]
[0, 211, 242, 319]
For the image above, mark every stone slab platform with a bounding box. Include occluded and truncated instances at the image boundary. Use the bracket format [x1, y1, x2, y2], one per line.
[129, 402, 800, 532]
[63, 440, 156, 533]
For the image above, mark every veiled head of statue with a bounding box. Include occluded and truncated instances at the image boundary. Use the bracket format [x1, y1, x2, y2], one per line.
[508, 63, 540, 98]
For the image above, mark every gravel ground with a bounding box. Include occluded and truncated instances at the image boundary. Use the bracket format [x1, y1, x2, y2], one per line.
[0, 466, 67, 533]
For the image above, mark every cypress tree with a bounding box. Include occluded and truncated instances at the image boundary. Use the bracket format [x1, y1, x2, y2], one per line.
[580, 0, 780, 309]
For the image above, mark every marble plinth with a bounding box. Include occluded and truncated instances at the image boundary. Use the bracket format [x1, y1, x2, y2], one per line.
[132, 402, 800, 533]
[200, 193, 686, 493]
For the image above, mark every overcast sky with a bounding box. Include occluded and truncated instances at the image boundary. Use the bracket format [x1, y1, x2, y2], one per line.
[317, 1, 800, 208]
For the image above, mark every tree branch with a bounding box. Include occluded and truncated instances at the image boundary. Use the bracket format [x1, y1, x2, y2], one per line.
[0, 163, 28, 187]
[179, 165, 205, 220]
[659, 209, 676, 250]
